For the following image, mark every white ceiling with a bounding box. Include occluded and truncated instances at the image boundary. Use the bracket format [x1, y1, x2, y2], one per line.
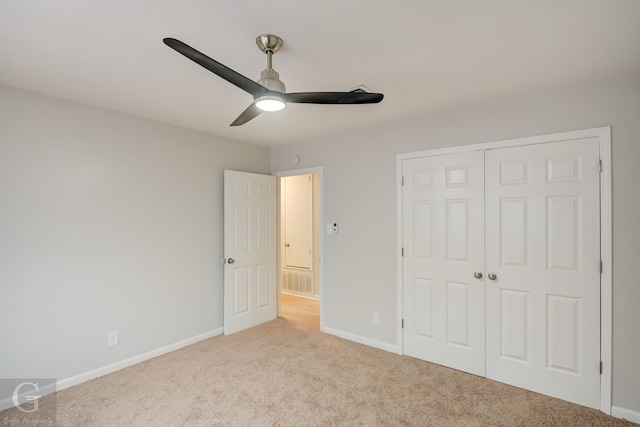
[1, 1, 640, 147]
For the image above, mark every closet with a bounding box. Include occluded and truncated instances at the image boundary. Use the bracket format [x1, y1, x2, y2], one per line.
[400, 128, 609, 410]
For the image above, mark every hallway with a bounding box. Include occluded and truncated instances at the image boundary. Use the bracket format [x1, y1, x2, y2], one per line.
[280, 293, 319, 330]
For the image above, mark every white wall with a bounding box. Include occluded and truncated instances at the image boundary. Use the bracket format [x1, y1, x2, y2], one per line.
[270, 72, 640, 415]
[0, 85, 270, 401]
[2, 72, 638, 415]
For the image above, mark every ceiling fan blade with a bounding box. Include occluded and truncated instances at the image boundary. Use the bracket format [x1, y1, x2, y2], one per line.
[282, 90, 383, 105]
[230, 103, 262, 126]
[163, 38, 268, 97]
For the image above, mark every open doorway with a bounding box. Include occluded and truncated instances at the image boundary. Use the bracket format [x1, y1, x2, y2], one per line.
[278, 171, 321, 330]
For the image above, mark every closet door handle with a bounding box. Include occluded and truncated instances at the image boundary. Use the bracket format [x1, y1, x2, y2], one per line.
[474, 272, 483, 279]
[488, 273, 497, 281]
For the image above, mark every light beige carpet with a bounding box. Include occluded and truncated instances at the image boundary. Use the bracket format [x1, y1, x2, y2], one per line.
[1, 310, 637, 426]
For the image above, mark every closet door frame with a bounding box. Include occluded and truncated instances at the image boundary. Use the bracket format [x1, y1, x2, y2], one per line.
[396, 126, 612, 414]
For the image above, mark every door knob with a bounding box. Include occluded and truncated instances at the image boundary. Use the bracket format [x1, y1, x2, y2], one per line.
[488, 273, 497, 281]
[474, 272, 483, 279]
[226, 258, 235, 264]
[285, 243, 290, 247]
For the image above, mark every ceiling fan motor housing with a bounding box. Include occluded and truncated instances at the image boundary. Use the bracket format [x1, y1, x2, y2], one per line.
[258, 68, 285, 93]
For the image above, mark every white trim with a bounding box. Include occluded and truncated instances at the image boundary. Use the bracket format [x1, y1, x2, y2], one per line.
[0, 328, 223, 411]
[397, 126, 611, 161]
[599, 128, 613, 414]
[396, 126, 612, 414]
[281, 290, 320, 301]
[611, 406, 640, 424]
[272, 166, 324, 177]
[322, 326, 402, 355]
[272, 166, 324, 331]
[396, 156, 404, 350]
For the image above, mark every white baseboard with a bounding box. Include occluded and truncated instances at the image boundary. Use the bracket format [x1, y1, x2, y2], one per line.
[281, 291, 320, 301]
[321, 326, 401, 355]
[612, 406, 640, 424]
[0, 328, 223, 411]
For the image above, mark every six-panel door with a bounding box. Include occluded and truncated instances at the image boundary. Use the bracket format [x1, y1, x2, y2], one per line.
[402, 151, 486, 376]
[485, 138, 601, 409]
[224, 170, 277, 335]
[402, 137, 601, 409]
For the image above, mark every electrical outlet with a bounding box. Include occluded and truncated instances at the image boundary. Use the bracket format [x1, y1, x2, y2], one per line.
[107, 331, 119, 347]
[373, 313, 380, 325]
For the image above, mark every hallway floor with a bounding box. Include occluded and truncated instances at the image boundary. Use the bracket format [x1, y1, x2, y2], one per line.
[280, 293, 319, 330]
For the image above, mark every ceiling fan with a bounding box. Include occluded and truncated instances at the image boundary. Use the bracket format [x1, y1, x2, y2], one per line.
[163, 34, 384, 126]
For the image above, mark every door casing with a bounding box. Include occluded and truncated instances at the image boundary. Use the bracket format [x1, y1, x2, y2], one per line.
[272, 166, 324, 329]
[396, 127, 612, 414]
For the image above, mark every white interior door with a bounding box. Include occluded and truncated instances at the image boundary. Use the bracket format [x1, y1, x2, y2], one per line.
[402, 151, 486, 376]
[283, 174, 313, 269]
[224, 170, 277, 335]
[485, 138, 601, 408]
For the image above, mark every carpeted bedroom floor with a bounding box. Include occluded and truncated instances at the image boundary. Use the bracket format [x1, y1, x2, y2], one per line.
[1, 294, 636, 426]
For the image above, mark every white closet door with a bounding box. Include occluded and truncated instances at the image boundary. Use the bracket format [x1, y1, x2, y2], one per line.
[402, 151, 485, 376]
[485, 138, 601, 409]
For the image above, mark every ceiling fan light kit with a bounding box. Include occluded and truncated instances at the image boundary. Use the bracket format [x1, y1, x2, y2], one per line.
[255, 95, 286, 112]
[163, 34, 383, 126]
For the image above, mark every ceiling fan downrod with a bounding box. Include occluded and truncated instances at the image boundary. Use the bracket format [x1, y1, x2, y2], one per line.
[256, 34, 285, 93]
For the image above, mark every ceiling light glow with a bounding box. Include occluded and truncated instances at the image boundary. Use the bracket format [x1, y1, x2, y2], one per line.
[255, 95, 286, 112]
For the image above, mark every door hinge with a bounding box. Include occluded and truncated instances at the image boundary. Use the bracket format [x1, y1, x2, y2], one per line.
[600, 361, 603, 374]
[600, 260, 603, 274]
[401, 176, 405, 186]
[598, 160, 603, 173]
[401, 319, 404, 328]
[401, 247, 404, 257]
